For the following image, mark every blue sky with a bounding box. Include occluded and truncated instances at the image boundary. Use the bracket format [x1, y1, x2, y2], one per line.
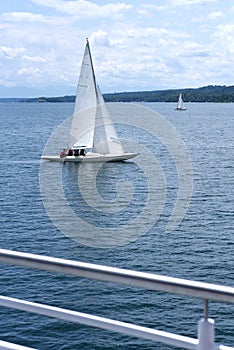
[0, 0, 234, 97]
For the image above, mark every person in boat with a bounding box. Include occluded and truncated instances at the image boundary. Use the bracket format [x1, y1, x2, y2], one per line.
[80, 148, 86, 156]
[67, 149, 73, 156]
[60, 148, 66, 158]
[73, 149, 80, 156]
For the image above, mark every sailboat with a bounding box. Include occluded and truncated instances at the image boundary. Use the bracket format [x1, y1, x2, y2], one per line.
[41, 39, 138, 163]
[175, 93, 186, 110]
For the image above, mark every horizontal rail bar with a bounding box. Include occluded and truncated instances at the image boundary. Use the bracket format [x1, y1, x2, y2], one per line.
[0, 298, 233, 350]
[0, 249, 234, 304]
[0, 296, 198, 349]
[0, 340, 36, 350]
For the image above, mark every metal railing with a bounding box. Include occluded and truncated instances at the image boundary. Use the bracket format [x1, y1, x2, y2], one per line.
[0, 249, 233, 350]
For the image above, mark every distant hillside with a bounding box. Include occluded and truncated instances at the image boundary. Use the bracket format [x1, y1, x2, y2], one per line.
[103, 85, 234, 103]
[1, 85, 234, 103]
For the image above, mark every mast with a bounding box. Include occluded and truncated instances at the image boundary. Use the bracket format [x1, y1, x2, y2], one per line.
[86, 38, 98, 99]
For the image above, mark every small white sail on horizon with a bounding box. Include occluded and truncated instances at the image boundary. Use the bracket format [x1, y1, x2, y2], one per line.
[42, 39, 137, 163]
[175, 93, 186, 110]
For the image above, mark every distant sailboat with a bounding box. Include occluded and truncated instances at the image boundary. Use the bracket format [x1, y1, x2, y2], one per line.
[41, 39, 138, 162]
[175, 93, 186, 110]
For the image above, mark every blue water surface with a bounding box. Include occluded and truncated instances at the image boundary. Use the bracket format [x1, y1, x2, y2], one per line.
[0, 102, 233, 349]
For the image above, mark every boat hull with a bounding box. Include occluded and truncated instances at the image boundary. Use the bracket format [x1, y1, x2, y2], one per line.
[41, 153, 138, 163]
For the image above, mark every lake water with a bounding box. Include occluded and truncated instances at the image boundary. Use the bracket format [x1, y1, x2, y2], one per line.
[0, 102, 233, 349]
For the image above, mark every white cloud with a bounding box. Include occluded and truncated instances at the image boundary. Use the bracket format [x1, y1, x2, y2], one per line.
[208, 11, 225, 20]
[0, 79, 16, 88]
[3, 11, 51, 23]
[137, 4, 166, 15]
[18, 66, 41, 76]
[2, 11, 69, 25]
[90, 31, 111, 47]
[170, 0, 217, 6]
[1, 46, 25, 59]
[22, 55, 47, 62]
[212, 23, 234, 54]
[31, 0, 131, 18]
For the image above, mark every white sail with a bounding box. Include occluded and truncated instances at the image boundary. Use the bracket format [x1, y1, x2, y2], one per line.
[69, 41, 97, 149]
[70, 40, 124, 154]
[93, 85, 124, 154]
[176, 93, 186, 110]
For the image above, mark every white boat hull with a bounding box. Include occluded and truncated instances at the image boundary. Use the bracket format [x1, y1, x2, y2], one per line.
[41, 152, 138, 163]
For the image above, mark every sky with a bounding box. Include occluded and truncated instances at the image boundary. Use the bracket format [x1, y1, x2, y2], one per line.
[0, 0, 234, 97]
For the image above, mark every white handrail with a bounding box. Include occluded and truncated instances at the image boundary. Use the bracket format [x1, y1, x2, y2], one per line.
[0, 340, 36, 350]
[0, 295, 198, 350]
[0, 249, 233, 350]
[0, 249, 234, 303]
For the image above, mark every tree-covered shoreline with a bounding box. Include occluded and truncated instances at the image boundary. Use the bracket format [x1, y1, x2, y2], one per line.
[1, 85, 234, 103]
[104, 85, 234, 103]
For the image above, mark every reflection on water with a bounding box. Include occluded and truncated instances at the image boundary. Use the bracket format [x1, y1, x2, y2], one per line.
[62, 161, 147, 227]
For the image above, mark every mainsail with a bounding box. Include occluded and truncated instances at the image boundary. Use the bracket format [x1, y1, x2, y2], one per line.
[69, 40, 97, 149]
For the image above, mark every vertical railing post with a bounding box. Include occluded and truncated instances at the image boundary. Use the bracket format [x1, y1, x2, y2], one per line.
[197, 300, 215, 350]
